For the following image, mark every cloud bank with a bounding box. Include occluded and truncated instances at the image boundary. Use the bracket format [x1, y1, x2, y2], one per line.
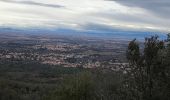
[1, 0, 65, 8]
[0, 0, 169, 33]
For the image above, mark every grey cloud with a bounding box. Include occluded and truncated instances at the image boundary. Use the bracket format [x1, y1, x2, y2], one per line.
[93, 12, 163, 25]
[87, 10, 170, 31]
[109, 0, 170, 18]
[0, 0, 65, 8]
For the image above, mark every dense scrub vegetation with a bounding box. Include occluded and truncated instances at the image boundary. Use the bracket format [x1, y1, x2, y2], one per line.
[126, 35, 170, 100]
[0, 34, 170, 100]
[0, 61, 85, 100]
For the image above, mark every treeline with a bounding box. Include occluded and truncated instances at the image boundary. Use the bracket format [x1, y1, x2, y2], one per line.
[0, 34, 170, 100]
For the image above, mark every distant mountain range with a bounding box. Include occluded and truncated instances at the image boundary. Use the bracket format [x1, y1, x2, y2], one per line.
[0, 27, 167, 41]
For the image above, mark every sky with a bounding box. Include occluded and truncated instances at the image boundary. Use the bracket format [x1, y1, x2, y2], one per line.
[0, 0, 170, 35]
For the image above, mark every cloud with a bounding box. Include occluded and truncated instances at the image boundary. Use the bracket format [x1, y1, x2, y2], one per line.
[0, 0, 170, 33]
[112, 0, 170, 18]
[0, 0, 64, 8]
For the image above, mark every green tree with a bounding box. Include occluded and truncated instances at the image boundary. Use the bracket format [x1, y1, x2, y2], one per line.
[126, 36, 166, 100]
[161, 33, 170, 100]
[46, 71, 97, 100]
[0, 80, 20, 100]
[143, 36, 165, 100]
[126, 39, 144, 100]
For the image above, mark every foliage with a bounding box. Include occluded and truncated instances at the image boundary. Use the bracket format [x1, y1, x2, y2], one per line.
[126, 35, 170, 100]
[45, 70, 127, 100]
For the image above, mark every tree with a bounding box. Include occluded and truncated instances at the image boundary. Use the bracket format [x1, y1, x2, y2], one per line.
[46, 71, 97, 100]
[126, 39, 144, 100]
[127, 39, 140, 64]
[126, 35, 165, 100]
[143, 36, 165, 100]
[165, 33, 170, 68]
[161, 33, 170, 100]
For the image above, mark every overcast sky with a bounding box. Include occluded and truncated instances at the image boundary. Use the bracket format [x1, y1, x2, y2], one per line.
[0, 0, 170, 33]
